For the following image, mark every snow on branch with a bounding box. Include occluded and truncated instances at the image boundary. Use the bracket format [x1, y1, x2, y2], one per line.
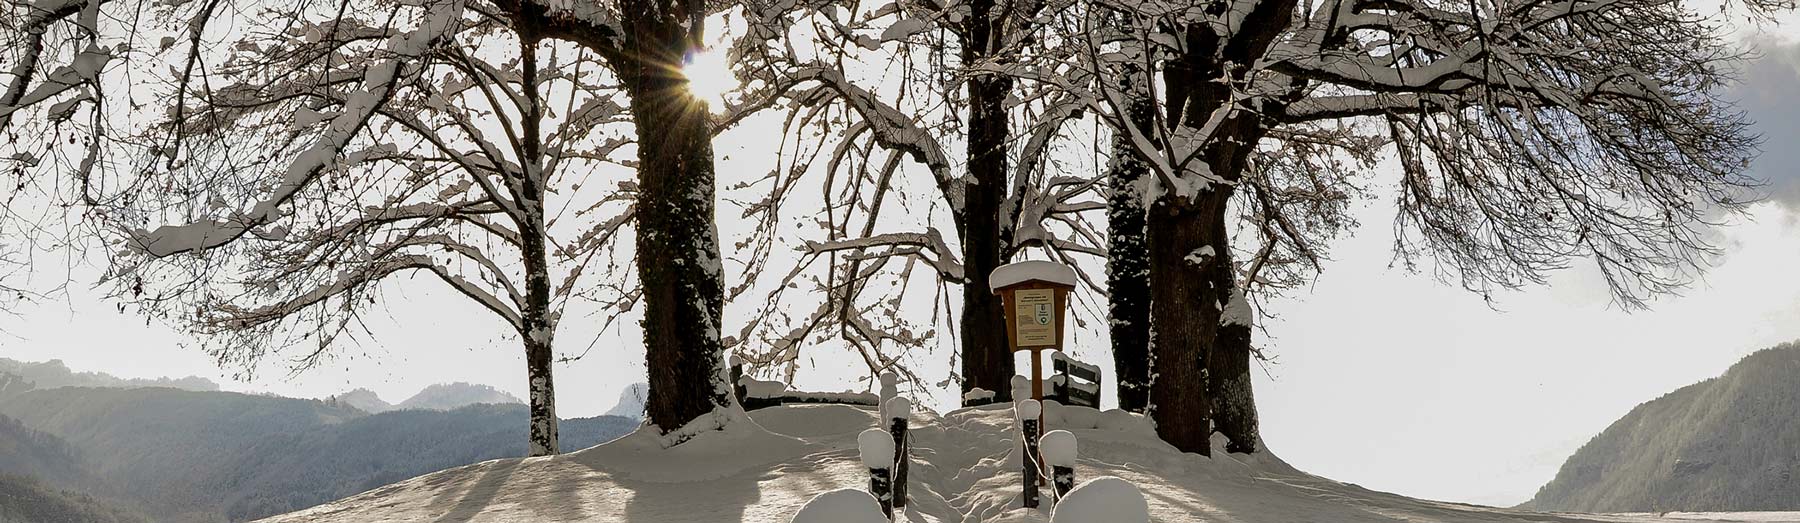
[805, 230, 965, 282]
[129, 0, 467, 258]
[208, 252, 522, 333]
[786, 66, 961, 211]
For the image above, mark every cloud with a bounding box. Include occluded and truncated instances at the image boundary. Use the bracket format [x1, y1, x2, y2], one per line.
[1731, 38, 1800, 208]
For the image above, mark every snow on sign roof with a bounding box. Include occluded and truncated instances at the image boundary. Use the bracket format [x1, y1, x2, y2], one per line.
[988, 260, 1077, 292]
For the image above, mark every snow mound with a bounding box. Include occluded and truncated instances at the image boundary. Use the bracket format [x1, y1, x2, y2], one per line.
[1015, 399, 1041, 420]
[858, 428, 894, 468]
[1051, 476, 1149, 523]
[792, 488, 888, 523]
[750, 403, 880, 439]
[884, 397, 912, 421]
[254, 403, 1768, 523]
[575, 410, 809, 483]
[1040, 430, 1076, 467]
[988, 260, 1077, 291]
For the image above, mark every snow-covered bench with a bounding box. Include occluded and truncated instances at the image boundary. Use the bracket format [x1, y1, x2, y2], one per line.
[730, 362, 879, 411]
[1049, 352, 1102, 409]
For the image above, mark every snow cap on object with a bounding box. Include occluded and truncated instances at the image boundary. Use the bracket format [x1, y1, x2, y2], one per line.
[1010, 375, 1030, 400]
[1016, 399, 1042, 420]
[791, 488, 891, 523]
[885, 397, 912, 421]
[1050, 476, 1150, 523]
[857, 428, 894, 468]
[1040, 430, 1077, 467]
[879, 371, 898, 387]
[988, 260, 1077, 292]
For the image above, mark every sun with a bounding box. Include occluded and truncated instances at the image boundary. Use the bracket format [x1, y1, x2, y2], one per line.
[683, 46, 734, 109]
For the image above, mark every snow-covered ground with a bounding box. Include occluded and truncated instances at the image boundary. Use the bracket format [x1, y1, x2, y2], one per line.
[257, 403, 1800, 522]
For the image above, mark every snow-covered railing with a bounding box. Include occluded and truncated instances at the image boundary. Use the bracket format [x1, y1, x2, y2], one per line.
[730, 362, 879, 411]
[1049, 352, 1102, 409]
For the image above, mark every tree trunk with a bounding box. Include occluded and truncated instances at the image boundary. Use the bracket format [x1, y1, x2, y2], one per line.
[619, 2, 732, 435]
[1106, 41, 1155, 414]
[1145, 191, 1228, 455]
[1145, 9, 1294, 452]
[1210, 287, 1258, 453]
[523, 334, 558, 455]
[957, 0, 1016, 405]
[517, 31, 558, 457]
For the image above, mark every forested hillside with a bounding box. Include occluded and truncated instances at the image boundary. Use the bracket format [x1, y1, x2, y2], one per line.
[0, 474, 148, 523]
[1524, 342, 1800, 512]
[0, 414, 94, 491]
[0, 387, 637, 522]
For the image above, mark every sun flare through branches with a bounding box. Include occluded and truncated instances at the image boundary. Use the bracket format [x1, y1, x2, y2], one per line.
[683, 47, 733, 109]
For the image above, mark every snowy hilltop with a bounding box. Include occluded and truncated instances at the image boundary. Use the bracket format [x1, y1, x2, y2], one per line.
[391, 382, 524, 411]
[330, 388, 394, 413]
[602, 383, 650, 419]
[252, 402, 1796, 522]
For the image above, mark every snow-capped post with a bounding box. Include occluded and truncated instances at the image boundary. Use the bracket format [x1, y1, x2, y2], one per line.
[858, 428, 895, 518]
[730, 356, 747, 404]
[1017, 399, 1043, 508]
[792, 488, 889, 523]
[1048, 476, 1151, 523]
[1040, 430, 1077, 502]
[885, 396, 912, 509]
[878, 371, 898, 418]
[990, 261, 1077, 432]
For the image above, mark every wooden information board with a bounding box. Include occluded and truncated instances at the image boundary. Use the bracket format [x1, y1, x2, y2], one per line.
[1013, 288, 1056, 347]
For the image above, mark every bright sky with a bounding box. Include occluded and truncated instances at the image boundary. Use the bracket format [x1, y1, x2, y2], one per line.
[4, 15, 1800, 511]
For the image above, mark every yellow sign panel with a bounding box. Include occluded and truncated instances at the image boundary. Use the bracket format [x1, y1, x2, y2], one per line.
[1014, 288, 1056, 347]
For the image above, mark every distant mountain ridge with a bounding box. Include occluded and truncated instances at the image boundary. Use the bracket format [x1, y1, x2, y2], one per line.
[0, 358, 218, 395]
[328, 382, 524, 414]
[0, 386, 634, 522]
[1523, 342, 1800, 513]
[394, 382, 522, 410]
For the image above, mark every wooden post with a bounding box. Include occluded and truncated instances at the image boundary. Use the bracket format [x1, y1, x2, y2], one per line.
[868, 467, 892, 518]
[886, 397, 911, 509]
[859, 428, 894, 518]
[1041, 429, 1077, 503]
[1052, 464, 1074, 501]
[1018, 400, 1042, 509]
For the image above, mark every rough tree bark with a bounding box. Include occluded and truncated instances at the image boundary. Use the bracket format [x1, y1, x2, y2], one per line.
[1147, 5, 1292, 453]
[618, 0, 732, 433]
[517, 24, 559, 456]
[1106, 38, 1155, 414]
[958, 0, 1017, 405]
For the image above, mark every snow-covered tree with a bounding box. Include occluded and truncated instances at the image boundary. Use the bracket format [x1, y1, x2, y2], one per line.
[91, 0, 742, 451]
[729, 0, 1107, 401]
[1048, 0, 1777, 454]
[109, 0, 646, 456]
